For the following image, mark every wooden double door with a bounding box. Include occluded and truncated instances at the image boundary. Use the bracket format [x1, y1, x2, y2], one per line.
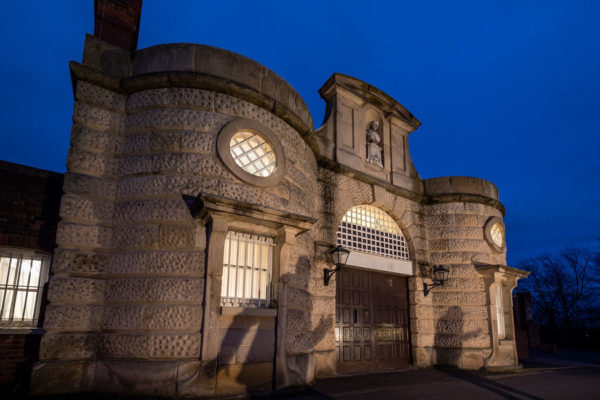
[335, 267, 410, 373]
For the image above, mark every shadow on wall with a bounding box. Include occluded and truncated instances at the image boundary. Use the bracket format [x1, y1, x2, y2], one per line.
[434, 306, 480, 367]
[217, 254, 333, 394]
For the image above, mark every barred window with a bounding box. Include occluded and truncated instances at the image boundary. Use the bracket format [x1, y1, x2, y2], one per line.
[230, 131, 277, 177]
[336, 205, 409, 260]
[221, 231, 275, 308]
[496, 284, 505, 339]
[1, 249, 50, 327]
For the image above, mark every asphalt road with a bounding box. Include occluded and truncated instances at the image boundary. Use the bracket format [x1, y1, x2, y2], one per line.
[251, 366, 600, 400]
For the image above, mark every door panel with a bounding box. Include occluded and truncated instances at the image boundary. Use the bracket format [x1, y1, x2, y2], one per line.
[336, 267, 409, 373]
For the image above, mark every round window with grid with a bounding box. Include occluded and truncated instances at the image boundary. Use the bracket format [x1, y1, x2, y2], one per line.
[336, 205, 409, 260]
[229, 131, 276, 177]
[490, 223, 504, 248]
[217, 118, 286, 187]
[484, 216, 506, 253]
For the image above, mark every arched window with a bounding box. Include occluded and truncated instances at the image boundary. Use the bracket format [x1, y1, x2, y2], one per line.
[336, 205, 409, 260]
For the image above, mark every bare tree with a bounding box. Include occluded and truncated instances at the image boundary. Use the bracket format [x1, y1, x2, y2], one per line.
[519, 248, 600, 345]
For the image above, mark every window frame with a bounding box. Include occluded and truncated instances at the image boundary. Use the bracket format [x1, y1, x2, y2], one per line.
[484, 216, 506, 253]
[0, 248, 51, 328]
[220, 230, 276, 309]
[217, 118, 286, 187]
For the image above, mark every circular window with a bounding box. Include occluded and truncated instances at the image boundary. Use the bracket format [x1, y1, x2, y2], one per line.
[490, 223, 504, 248]
[484, 217, 506, 253]
[217, 118, 285, 187]
[229, 131, 276, 177]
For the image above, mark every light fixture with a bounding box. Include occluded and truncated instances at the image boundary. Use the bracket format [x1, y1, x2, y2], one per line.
[324, 245, 350, 286]
[423, 265, 449, 296]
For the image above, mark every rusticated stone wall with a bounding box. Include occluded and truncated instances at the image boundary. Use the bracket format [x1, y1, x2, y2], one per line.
[416, 201, 506, 369]
[33, 79, 126, 392]
[314, 167, 430, 374]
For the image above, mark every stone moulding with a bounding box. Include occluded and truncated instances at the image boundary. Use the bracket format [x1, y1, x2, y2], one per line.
[216, 118, 286, 187]
[191, 193, 317, 234]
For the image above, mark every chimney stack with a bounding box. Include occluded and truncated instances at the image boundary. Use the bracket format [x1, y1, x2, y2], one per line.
[94, 0, 143, 52]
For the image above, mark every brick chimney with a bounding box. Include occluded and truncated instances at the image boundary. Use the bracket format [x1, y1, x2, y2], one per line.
[94, 0, 143, 52]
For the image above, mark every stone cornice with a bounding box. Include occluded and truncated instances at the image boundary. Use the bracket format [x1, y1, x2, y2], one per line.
[191, 193, 316, 234]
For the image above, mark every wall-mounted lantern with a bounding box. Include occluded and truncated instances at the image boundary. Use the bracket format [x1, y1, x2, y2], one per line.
[423, 265, 449, 296]
[324, 245, 350, 286]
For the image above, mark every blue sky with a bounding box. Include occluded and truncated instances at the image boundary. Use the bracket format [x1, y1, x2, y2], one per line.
[0, 1, 599, 264]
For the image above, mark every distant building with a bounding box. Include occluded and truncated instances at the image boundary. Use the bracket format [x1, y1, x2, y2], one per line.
[1, 0, 531, 396]
[0, 161, 63, 390]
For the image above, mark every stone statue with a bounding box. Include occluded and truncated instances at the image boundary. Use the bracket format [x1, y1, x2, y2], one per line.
[366, 120, 383, 168]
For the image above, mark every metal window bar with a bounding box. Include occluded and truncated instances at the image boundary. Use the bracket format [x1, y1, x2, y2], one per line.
[0, 250, 50, 327]
[496, 284, 505, 339]
[221, 231, 275, 308]
[336, 205, 409, 260]
[230, 132, 276, 176]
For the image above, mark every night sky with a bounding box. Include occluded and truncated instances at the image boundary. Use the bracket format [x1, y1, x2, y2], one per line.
[1, 1, 599, 265]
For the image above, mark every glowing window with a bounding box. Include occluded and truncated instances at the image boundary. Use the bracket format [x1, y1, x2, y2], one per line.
[221, 231, 275, 308]
[490, 223, 504, 248]
[336, 205, 409, 260]
[1, 249, 50, 327]
[229, 131, 276, 177]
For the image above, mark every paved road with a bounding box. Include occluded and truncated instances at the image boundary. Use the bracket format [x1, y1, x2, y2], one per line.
[251, 365, 600, 400]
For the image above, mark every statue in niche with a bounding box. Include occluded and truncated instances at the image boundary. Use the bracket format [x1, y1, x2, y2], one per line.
[366, 120, 383, 168]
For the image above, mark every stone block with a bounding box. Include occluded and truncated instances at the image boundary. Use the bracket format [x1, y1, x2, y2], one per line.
[31, 360, 96, 394]
[63, 172, 117, 199]
[123, 133, 149, 154]
[125, 108, 230, 134]
[148, 130, 181, 152]
[159, 224, 195, 248]
[220, 327, 274, 348]
[56, 222, 112, 249]
[52, 248, 108, 275]
[216, 362, 272, 394]
[71, 125, 123, 155]
[105, 277, 204, 303]
[73, 101, 124, 133]
[60, 194, 114, 224]
[286, 287, 312, 311]
[112, 224, 159, 249]
[67, 147, 118, 178]
[108, 250, 205, 276]
[435, 276, 485, 292]
[39, 333, 99, 360]
[76, 81, 126, 111]
[114, 199, 192, 224]
[176, 360, 217, 397]
[94, 360, 177, 397]
[236, 341, 275, 364]
[48, 276, 105, 304]
[102, 305, 144, 330]
[219, 314, 276, 330]
[143, 305, 203, 330]
[432, 291, 487, 306]
[433, 305, 488, 320]
[314, 350, 336, 378]
[44, 304, 103, 332]
[99, 334, 201, 359]
[181, 131, 217, 154]
[427, 226, 483, 240]
[461, 349, 484, 369]
[412, 347, 434, 367]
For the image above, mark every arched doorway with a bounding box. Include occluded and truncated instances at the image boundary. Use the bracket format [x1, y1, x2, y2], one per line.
[335, 205, 412, 373]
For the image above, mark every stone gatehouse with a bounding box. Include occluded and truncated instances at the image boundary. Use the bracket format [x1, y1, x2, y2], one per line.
[23, 1, 527, 397]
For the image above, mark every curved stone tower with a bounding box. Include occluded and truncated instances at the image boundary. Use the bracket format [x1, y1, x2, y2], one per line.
[31, 3, 528, 396]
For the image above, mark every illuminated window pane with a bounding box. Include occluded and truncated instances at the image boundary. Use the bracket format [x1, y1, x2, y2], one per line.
[221, 231, 274, 308]
[490, 223, 505, 248]
[230, 131, 277, 177]
[337, 205, 409, 260]
[0, 250, 50, 327]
